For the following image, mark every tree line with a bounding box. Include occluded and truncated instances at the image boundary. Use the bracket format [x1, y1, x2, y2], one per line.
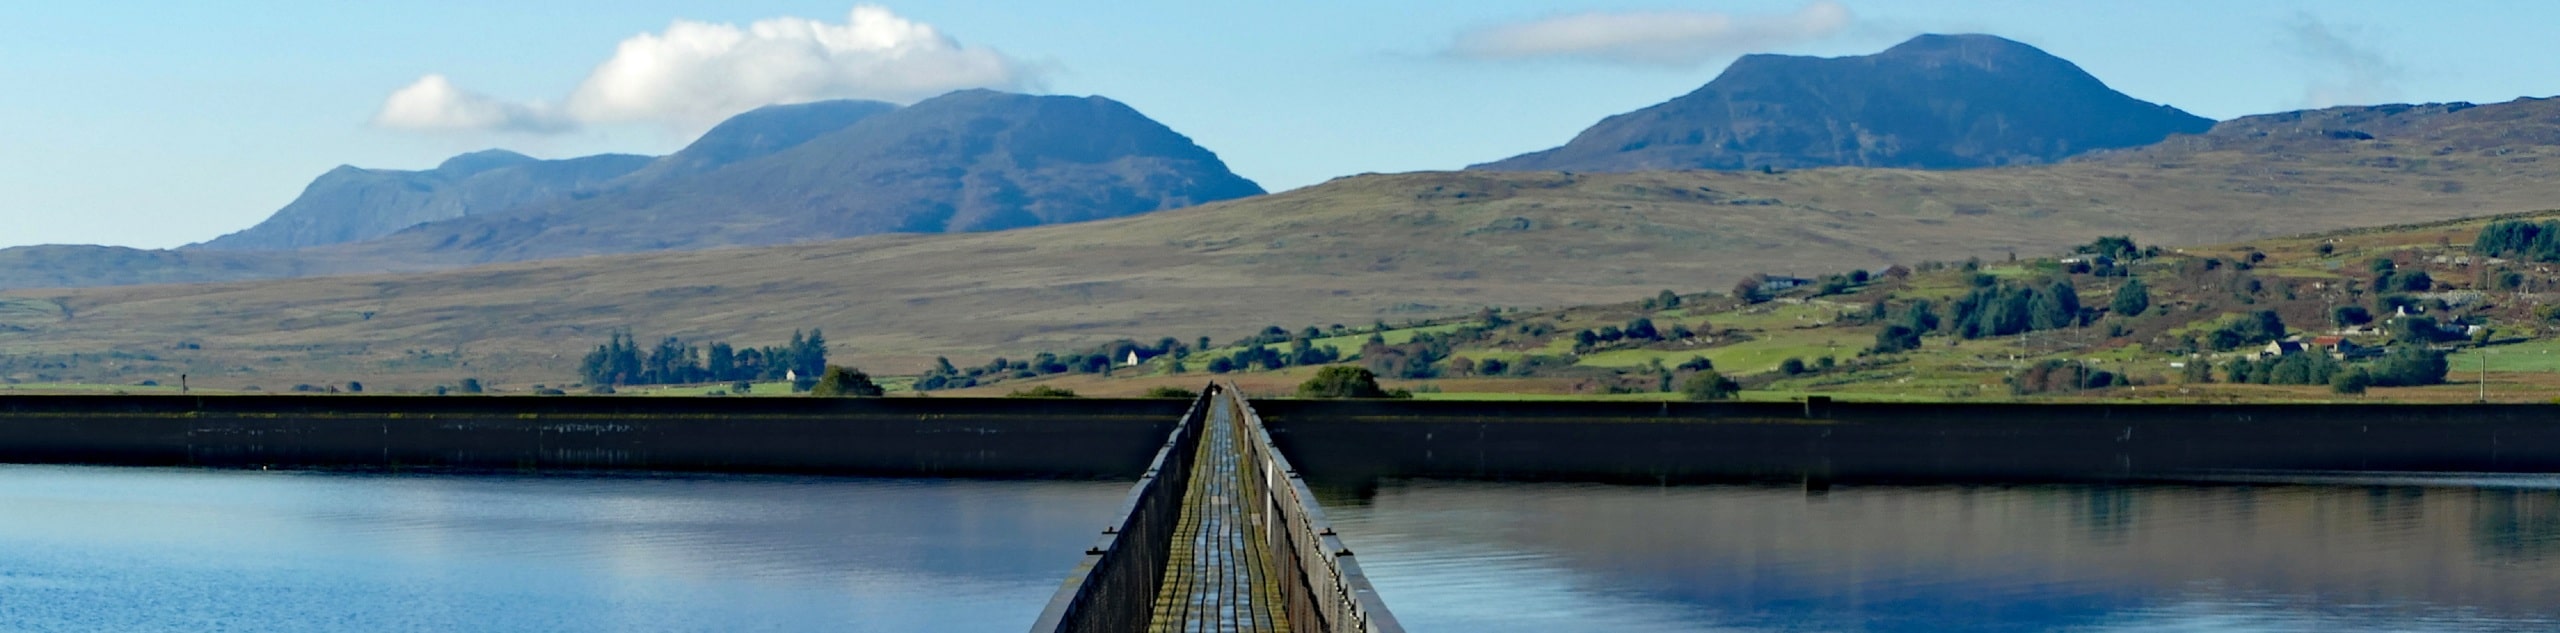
[579, 329, 828, 388]
[2472, 219, 2560, 262]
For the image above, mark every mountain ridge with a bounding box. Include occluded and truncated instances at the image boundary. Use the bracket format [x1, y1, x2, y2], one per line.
[1474, 33, 2214, 173]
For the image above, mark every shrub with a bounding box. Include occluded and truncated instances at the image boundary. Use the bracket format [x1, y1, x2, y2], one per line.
[1142, 386, 1200, 400]
[2330, 368, 2372, 395]
[1680, 371, 1740, 401]
[1007, 385, 1081, 398]
[1778, 358, 1807, 376]
[1872, 324, 1923, 354]
[1298, 366, 1391, 399]
[810, 365, 885, 397]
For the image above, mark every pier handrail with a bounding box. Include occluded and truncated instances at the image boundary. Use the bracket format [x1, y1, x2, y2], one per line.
[1028, 386, 1213, 632]
[1228, 383, 1405, 633]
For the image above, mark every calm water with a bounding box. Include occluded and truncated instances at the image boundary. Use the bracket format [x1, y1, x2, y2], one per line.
[0, 466, 1127, 632]
[6, 466, 2559, 632]
[1325, 476, 2560, 632]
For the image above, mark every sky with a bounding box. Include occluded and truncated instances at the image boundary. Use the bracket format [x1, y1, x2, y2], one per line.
[4, 0, 2558, 250]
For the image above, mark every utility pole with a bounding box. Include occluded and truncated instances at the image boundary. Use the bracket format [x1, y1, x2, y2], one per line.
[2479, 350, 2489, 403]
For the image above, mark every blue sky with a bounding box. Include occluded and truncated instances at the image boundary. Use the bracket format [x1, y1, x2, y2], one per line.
[4, 1, 2556, 249]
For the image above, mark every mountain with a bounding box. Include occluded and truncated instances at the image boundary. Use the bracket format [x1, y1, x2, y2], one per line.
[1474, 34, 2214, 173]
[609, 99, 899, 187]
[189, 100, 906, 253]
[190, 150, 653, 251]
[16, 96, 2560, 387]
[362, 89, 1266, 262]
[0, 90, 1262, 287]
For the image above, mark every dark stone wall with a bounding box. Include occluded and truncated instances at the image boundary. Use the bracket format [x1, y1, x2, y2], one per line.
[1255, 400, 2560, 485]
[0, 395, 1188, 478]
[5, 395, 2558, 483]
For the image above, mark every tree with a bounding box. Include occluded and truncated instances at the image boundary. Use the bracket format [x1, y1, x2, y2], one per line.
[809, 365, 884, 397]
[2368, 347, 2450, 386]
[1732, 275, 1767, 303]
[457, 378, 483, 394]
[2111, 278, 2151, 317]
[1298, 366, 1391, 398]
[1623, 318, 1660, 341]
[2330, 367, 2372, 395]
[1778, 357, 1808, 376]
[1872, 324, 1923, 354]
[1654, 289, 1683, 309]
[345, 381, 364, 393]
[1476, 357, 1509, 376]
[2332, 305, 2374, 327]
[1680, 371, 1740, 401]
[2390, 316, 2453, 345]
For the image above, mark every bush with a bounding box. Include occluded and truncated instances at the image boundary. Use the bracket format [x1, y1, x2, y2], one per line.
[2368, 347, 2450, 387]
[1680, 371, 1740, 401]
[1298, 366, 1391, 399]
[1007, 385, 1080, 398]
[2110, 278, 2150, 317]
[1872, 324, 1922, 354]
[2332, 305, 2373, 327]
[1142, 386, 1200, 400]
[2330, 368, 2372, 394]
[1778, 358, 1807, 376]
[458, 378, 483, 394]
[810, 365, 885, 397]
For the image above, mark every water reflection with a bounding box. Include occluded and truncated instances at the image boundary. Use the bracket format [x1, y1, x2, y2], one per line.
[1324, 477, 2560, 632]
[0, 465, 1125, 632]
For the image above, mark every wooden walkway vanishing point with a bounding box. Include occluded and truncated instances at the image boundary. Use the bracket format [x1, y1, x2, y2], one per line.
[1149, 398, 1288, 631]
[1032, 384, 1401, 633]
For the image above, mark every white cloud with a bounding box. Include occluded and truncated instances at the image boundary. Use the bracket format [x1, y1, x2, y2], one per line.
[373, 6, 1038, 135]
[372, 75, 571, 133]
[2284, 14, 2404, 108]
[1446, 1, 1854, 67]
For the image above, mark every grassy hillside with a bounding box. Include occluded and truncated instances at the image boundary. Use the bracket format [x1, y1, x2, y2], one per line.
[11, 96, 2560, 391]
[933, 210, 2560, 403]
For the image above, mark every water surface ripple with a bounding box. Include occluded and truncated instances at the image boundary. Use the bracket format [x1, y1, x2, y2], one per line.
[0, 465, 1126, 632]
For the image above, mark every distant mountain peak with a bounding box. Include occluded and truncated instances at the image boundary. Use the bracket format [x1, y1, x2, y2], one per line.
[434, 149, 539, 176]
[1474, 33, 2211, 173]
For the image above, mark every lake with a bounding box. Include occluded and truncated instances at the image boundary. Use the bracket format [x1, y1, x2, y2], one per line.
[4, 465, 2557, 631]
[0, 466, 1127, 632]
[1325, 475, 2560, 632]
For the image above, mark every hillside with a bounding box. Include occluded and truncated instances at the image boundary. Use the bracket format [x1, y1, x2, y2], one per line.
[191, 151, 653, 251]
[732, 209, 2560, 404]
[11, 90, 2560, 392]
[1474, 34, 2212, 172]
